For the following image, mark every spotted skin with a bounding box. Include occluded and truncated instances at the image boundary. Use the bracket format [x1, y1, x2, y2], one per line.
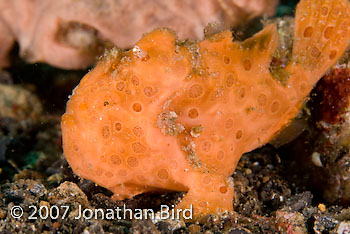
[61, 0, 350, 217]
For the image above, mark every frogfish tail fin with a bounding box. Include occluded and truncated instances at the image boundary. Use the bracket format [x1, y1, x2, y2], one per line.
[288, 0, 350, 91]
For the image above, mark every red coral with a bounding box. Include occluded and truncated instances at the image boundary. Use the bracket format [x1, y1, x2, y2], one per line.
[313, 68, 350, 124]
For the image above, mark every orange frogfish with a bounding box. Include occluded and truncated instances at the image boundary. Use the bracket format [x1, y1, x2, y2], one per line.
[61, 0, 350, 217]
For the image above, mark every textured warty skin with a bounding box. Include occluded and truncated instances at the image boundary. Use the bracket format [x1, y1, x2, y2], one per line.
[61, 0, 350, 217]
